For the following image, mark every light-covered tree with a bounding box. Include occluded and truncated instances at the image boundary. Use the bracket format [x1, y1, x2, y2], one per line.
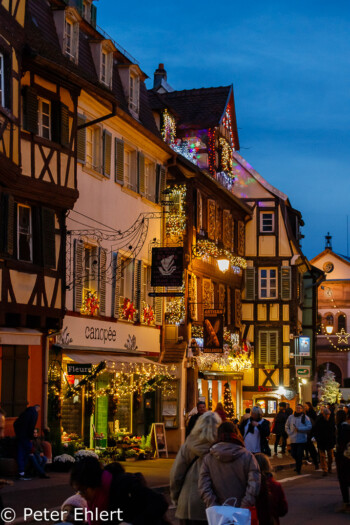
[318, 364, 341, 404]
[223, 382, 235, 420]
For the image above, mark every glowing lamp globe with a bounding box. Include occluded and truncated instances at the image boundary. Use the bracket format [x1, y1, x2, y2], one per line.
[325, 324, 334, 335]
[217, 258, 230, 273]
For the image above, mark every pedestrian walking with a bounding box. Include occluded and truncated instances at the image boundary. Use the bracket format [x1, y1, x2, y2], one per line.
[186, 401, 207, 437]
[272, 402, 288, 456]
[313, 408, 335, 476]
[214, 402, 227, 422]
[285, 403, 312, 474]
[13, 404, 40, 480]
[170, 411, 221, 524]
[254, 453, 288, 525]
[198, 422, 260, 510]
[239, 406, 271, 455]
[303, 402, 319, 468]
[70, 457, 169, 524]
[335, 409, 350, 513]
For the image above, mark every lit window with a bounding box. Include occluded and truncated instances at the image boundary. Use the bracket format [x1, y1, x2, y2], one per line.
[0, 53, 4, 107]
[259, 268, 277, 299]
[17, 205, 32, 262]
[260, 212, 274, 233]
[38, 98, 51, 140]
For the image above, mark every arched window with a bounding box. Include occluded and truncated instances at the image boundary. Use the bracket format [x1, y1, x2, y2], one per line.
[338, 314, 346, 332]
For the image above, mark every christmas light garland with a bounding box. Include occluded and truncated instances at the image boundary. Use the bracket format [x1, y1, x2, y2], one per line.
[195, 352, 252, 373]
[165, 284, 186, 325]
[208, 128, 216, 176]
[318, 323, 350, 352]
[219, 137, 234, 178]
[165, 185, 187, 237]
[161, 109, 176, 145]
[194, 239, 247, 269]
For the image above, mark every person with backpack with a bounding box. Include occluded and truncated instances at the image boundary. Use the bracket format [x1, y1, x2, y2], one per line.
[254, 453, 288, 525]
[70, 457, 169, 524]
[285, 404, 312, 475]
[272, 403, 288, 456]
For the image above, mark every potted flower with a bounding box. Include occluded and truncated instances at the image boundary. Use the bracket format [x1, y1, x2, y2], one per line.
[74, 449, 99, 462]
[53, 454, 75, 472]
[125, 449, 138, 462]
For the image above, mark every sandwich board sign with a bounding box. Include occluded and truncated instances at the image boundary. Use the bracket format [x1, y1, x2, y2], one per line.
[150, 423, 168, 458]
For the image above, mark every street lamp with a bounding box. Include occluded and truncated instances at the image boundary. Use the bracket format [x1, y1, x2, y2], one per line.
[325, 316, 334, 335]
[217, 258, 230, 273]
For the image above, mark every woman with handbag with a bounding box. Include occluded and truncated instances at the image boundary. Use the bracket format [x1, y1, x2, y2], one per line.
[170, 411, 221, 525]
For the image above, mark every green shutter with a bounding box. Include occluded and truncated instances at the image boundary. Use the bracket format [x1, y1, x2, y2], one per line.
[74, 239, 84, 312]
[98, 247, 107, 315]
[90, 3, 97, 27]
[115, 138, 124, 184]
[245, 267, 255, 300]
[155, 293, 163, 325]
[133, 259, 142, 322]
[41, 207, 56, 268]
[259, 331, 268, 364]
[61, 104, 70, 148]
[23, 87, 38, 134]
[281, 266, 292, 301]
[77, 114, 86, 164]
[112, 252, 122, 318]
[269, 331, 278, 364]
[102, 130, 112, 178]
[138, 152, 145, 195]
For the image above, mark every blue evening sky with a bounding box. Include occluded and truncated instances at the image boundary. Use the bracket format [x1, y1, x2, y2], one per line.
[98, 0, 350, 260]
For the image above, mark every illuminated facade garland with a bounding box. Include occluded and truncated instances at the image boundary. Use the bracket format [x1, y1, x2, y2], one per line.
[219, 137, 234, 177]
[161, 109, 176, 145]
[194, 239, 247, 269]
[208, 128, 216, 176]
[165, 185, 187, 237]
[165, 285, 186, 325]
[195, 352, 252, 373]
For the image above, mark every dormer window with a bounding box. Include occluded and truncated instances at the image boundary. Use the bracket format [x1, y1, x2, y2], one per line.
[63, 10, 79, 63]
[129, 72, 139, 113]
[83, 1, 91, 21]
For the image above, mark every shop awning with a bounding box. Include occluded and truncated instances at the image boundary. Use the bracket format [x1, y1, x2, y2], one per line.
[0, 328, 42, 345]
[62, 349, 166, 373]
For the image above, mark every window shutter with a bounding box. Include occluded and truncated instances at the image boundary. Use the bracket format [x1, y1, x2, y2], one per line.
[4, 53, 11, 110]
[0, 193, 14, 256]
[77, 114, 86, 164]
[98, 247, 107, 315]
[155, 294, 163, 325]
[74, 239, 84, 312]
[73, 21, 79, 63]
[112, 252, 121, 318]
[281, 266, 291, 300]
[207, 199, 216, 240]
[197, 190, 203, 231]
[155, 164, 161, 203]
[1, 346, 28, 417]
[61, 104, 70, 148]
[269, 332, 278, 364]
[259, 331, 268, 364]
[133, 259, 142, 322]
[91, 3, 97, 27]
[159, 165, 166, 201]
[23, 87, 38, 134]
[31, 207, 42, 266]
[115, 138, 124, 184]
[51, 100, 61, 144]
[42, 207, 56, 268]
[102, 130, 112, 177]
[138, 152, 145, 195]
[245, 267, 255, 300]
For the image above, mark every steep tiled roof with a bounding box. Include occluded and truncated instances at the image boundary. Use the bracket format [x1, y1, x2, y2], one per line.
[148, 86, 232, 130]
[25, 0, 161, 138]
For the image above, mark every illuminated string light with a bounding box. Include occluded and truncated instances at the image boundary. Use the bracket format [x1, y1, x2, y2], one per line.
[194, 239, 247, 269]
[161, 109, 176, 144]
[165, 185, 187, 237]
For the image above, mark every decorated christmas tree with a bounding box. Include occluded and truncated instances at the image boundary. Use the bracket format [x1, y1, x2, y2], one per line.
[223, 382, 235, 420]
[317, 364, 341, 404]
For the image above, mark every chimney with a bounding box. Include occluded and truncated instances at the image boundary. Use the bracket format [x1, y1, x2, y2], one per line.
[153, 63, 167, 90]
[325, 232, 332, 250]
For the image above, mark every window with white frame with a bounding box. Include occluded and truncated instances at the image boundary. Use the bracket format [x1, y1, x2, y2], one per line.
[17, 204, 32, 262]
[83, 245, 98, 292]
[0, 53, 4, 107]
[64, 17, 79, 63]
[82, 0, 91, 21]
[38, 98, 51, 140]
[129, 73, 139, 113]
[86, 126, 101, 172]
[260, 211, 274, 233]
[145, 160, 156, 202]
[259, 330, 278, 364]
[123, 147, 137, 192]
[259, 268, 277, 299]
[120, 258, 134, 301]
[100, 49, 113, 87]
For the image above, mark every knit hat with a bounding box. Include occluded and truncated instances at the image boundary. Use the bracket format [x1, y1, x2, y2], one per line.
[61, 494, 87, 511]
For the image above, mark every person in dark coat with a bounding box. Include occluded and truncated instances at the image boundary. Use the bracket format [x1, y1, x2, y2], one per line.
[303, 402, 319, 469]
[335, 410, 350, 513]
[273, 402, 288, 455]
[13, 405, 40, 480]
[255, 453, 288, 525]
[186, 401, 206, 437]
[313, 408, 335, 476]
[70, 457, 169, 524]
[240, 406, 271, 455]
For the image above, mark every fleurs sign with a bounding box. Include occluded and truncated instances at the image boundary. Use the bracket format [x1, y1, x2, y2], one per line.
[151, 247, 183, 287]
[203, 309, 224, 353]
[67, 363, 92, 375]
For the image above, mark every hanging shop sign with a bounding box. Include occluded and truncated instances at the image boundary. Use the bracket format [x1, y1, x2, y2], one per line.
[203, 309, 224, 353]
[151, 247, 183, 287]
[298, 336, 311, 356]
[67, 363, 92, 375]
[296, 365, 311, 377]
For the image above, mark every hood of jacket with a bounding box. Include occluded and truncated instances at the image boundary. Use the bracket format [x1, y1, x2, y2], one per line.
[209, 442, 246, 463]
